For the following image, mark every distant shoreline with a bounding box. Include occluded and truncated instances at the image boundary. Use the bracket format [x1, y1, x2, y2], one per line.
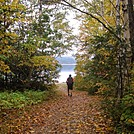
[61, 64, 76, 65]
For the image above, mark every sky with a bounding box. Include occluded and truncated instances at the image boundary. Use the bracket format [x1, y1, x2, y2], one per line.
[66, 11, 81, 36]
[62, 10, 81, 56]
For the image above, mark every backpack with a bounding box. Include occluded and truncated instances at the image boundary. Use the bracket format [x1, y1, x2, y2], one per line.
[67, 77, 73, 84]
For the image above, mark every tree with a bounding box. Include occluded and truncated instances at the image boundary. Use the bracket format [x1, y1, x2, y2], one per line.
[0, 0, 74, 90]
[0, 0, 26, 87]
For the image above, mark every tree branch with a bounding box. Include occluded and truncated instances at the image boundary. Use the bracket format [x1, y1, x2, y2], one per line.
[61, 0, 122, 42]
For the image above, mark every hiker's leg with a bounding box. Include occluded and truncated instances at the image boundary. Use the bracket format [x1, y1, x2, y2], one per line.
[70, 90, 72, 96]
[70, 84, 73, 96]
[68, 87, 69, 96]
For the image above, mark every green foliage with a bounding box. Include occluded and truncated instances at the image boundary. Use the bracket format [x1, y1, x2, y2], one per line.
[74, 55, 89, 91]
[0, 89, 56, 109]
[101, 93, 134, 134]
[102, 98, 122, 124]
[119, 93, 134, 133]
[88, 86, 99, 95]
[75, 31, 118, 95]
[74, 75, 89, 91]
[0, 91, 27, 108]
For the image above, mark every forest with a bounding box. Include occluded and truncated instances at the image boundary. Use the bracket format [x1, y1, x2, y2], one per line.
[0, 0, 134, 133]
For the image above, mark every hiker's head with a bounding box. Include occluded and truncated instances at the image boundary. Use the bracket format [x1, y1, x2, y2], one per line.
[69, 74, 71, 77]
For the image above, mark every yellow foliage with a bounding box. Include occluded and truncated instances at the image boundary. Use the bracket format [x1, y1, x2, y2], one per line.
[2, 39, 8, 45]
[0, 0, 4, 2]
[0, 60, 10, 73]
[96, 83, 109, 94]
[18, 56, 59, 72]
[97, 48, 110, 57]
[30, 56, 58, 70]
[12, 0, 19, 4]
[7, 33, 18, 38]
[80, 0, 117, 41]
[0, 45, 11, 55]
[22, 44, 36, 54]
[128, 119, 134, 124]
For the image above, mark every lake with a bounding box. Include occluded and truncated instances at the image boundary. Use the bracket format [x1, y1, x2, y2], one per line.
[58, 64, 76, 83]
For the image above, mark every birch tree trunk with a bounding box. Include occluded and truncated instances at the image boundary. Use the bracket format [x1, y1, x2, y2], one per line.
[116, 0, 124, 101]
[121, 0, 134, 92]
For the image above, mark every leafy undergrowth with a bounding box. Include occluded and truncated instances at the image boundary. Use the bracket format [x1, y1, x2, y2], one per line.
[0, 84, 113, 134]
[0, 89, 56, 109]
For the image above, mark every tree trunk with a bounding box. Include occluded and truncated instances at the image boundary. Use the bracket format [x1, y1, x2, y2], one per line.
[121, 0, 134, 92]
[116, 0, 124, 101]
[128, 0, 134, 64]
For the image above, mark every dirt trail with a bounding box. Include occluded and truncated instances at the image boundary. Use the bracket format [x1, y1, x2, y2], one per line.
[0, 84, 112, 134]
[33, 84, 112, 134]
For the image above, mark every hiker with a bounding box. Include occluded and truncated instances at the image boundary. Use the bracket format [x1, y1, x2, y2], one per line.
[66, 74, 74, 96]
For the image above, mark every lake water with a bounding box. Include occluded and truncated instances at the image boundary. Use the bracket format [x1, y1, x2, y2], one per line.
[58, 64, 76, 83]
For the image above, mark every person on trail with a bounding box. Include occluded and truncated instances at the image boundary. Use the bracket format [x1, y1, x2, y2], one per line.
[66, 74, 74, 96]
